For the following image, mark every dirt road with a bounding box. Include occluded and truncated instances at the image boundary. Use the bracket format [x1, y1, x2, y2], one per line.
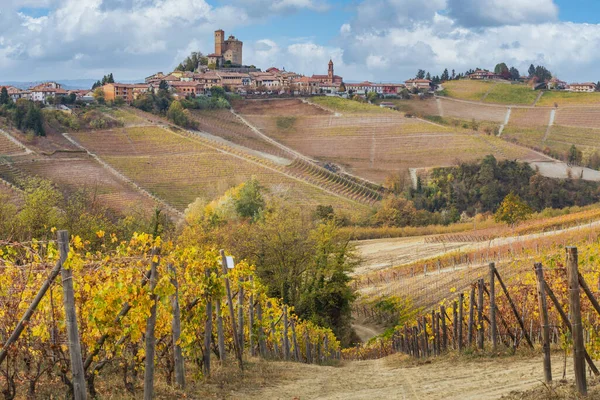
[235, 353, 573, 400]
[353, 237, 468, 275]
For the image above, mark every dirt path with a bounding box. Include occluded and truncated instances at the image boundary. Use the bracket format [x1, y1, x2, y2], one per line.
[236, 353, 574, 400]
[354, 236, 469, 276]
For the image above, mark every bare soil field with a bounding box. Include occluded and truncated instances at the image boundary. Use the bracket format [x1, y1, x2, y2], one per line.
[71, 126, 364, 213]
[354, 236, 468, 275]
[238, 100, 542, 183]
[440, 98, 507, 122]
[235, 353, 575, 400]
[232, 98, 331, 116]
[14, 157, 158, 213]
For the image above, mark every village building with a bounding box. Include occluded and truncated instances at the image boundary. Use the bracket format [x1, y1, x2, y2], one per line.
[102, 83, 151, 103]
[568, 82, 597, 92]
[208, 29, 243, 68]
[29, 82, 68, 104]
[168, 81, 205, 96]
[404, 79, 432, 91]
[548, 77, 568, 90]
[468, 70, 500, 80]
[312, 60, 343, 84]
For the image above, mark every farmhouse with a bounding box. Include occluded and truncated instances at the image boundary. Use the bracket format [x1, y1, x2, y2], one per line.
[102, 83, 151, 103]
[29, 82, 68, 104]
[405, 79, 432, 91]
[568, 82, 597, 92]
[468, 70, 500, 80]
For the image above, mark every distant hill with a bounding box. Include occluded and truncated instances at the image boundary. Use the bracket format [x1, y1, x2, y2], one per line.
[0, 79, 143, 90]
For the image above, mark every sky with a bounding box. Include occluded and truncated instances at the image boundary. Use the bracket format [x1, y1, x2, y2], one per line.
[1, 0, 600, 83]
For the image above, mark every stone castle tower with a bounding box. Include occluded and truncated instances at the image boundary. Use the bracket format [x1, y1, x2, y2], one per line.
[328, 59, 334, 83]
[213, 30, 243, 66]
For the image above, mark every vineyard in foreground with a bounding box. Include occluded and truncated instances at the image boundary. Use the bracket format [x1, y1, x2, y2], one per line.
[0, 232, 339, 398]
[349, 227, 600, 395]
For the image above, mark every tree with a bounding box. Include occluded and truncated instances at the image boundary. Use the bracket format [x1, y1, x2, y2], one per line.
[338, 82, 346, 92]
[234, 178, 265, 221]
[494, 63, 511, 79]
[176, 51, 208, 72]
[372, 195, 417, 227]
[366, 91, 378, 103]
[568, 144, 583, 165]
[425, 72, 431, 80]
[509, 67, 520, 81]
[494, 192, 532, 228]
[210, 86, 225, 98]
[93, 87, 105, 104]
[158, 80, 169, 91]
[451, 69, 456, 79]
[416, 69, 426, 79]
[441, 68, 449, 82]
[0, 87, 10, 105]
[534, 65, 552, 82]
[166, 100, 189, 127]
[528, 64, 536, 78]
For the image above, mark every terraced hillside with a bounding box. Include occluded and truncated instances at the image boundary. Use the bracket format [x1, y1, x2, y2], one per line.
[70, 126, 371, 212]
[237, 99, 543, 183]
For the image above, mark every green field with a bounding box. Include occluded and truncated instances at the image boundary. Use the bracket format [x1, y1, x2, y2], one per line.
[483, 83, 539, 105]
[310, 97, 393, 114]
[537, 91, 600, 107]
[442, 80, 493, 101]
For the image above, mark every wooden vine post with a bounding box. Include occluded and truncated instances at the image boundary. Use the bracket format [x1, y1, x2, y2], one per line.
[489, 263, 497, 351]
[248, 276, 255, 357]
[237, 278, 245, 352]
[256, 300, 268, 358]
[203, 269, 213, 376]
[467, 286, 475, 347]
[534, 263, 551, 384]
[477, 279, 484, 350]
[143, 248, 160, 400]
[440, 305, 447, 351]
[566, 247, 586, 395]
[169, 263, 185, 389]
[291, 318, 300, 361]
[58, 230, 86, 400]
[216, 299, 226, 362]
[458, 294, 464, 351]
[220, 250, 243, 370]
[283, 305, 290, 361]
[453, 301, 458, 349]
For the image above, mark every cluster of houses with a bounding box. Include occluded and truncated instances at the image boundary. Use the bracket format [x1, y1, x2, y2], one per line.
[468, 69, 597, 92]
[98, 60, 410, 104]
[0, 82, 88, 104]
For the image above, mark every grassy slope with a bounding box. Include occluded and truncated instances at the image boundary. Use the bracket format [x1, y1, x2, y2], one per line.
[310, 97, 393, 114]
[442, 80, 493, 101]
[71, 126, 367, 214]
[537, 91, 600, 107]
[483, 84, 539, 105]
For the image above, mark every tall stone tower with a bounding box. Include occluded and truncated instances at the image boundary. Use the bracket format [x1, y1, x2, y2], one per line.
[214, 29, 224, 56]
[328, 59, 334, 83]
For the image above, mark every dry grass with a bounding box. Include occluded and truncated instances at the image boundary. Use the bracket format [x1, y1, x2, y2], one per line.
[242, 107, 540, 184]
[310, 97, 393, 114]
[484, 83, 539, 105]
[443, 80, 494, 101]
[537, 91, 600, 107]
[72, 126, 364, 213]
[547, 125, 600, 148]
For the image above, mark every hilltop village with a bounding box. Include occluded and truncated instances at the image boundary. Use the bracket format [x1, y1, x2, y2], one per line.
[2, 29, 598, 106]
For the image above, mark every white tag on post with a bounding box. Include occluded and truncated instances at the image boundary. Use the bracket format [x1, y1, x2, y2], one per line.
[226, 256, 235, 269]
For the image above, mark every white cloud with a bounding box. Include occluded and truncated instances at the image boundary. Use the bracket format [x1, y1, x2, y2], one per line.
[447, 0, 558, 27]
